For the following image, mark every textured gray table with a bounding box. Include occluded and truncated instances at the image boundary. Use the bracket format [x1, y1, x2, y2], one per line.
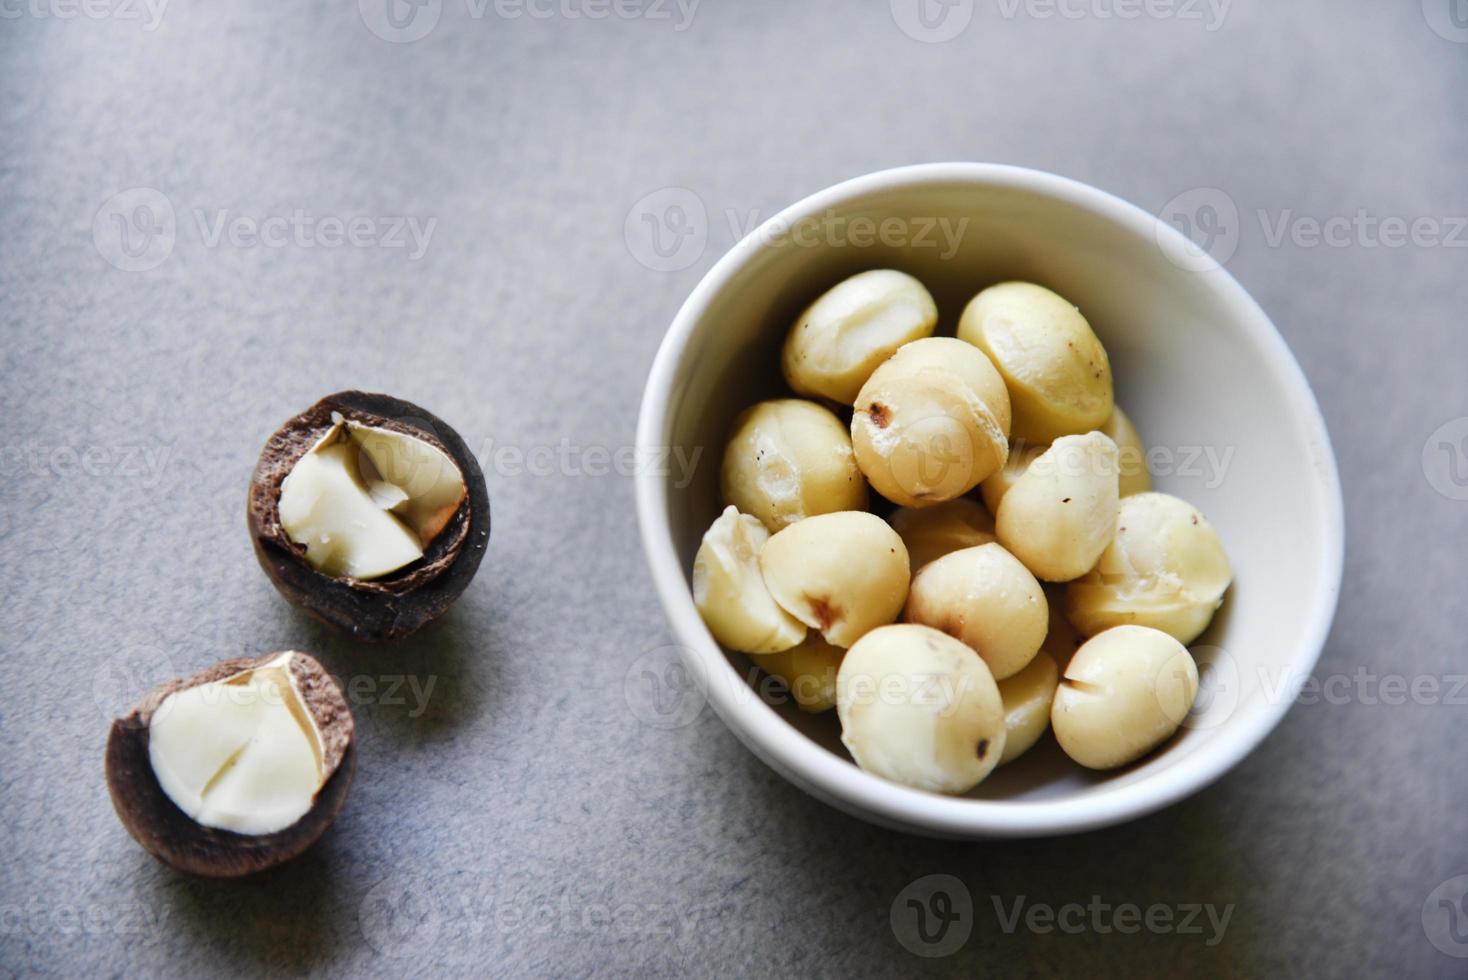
[2, 2, 1465, 977]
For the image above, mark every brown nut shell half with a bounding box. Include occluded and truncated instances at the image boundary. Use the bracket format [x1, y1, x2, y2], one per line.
[105, 651, 356, 878]
[247, 390, 491, 642]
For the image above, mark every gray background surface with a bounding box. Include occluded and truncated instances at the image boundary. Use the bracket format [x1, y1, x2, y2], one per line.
[1, 1, 1465, 977]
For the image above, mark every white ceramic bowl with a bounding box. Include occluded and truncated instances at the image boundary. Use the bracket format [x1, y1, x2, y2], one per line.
[635, 163, 1343, 839]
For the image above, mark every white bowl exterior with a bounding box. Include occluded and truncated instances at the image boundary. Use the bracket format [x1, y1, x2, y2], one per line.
[636, 164, 1343, 838]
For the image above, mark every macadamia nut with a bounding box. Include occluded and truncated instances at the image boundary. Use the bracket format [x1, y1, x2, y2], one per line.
[721, 399, 868, 533]
[957, 282, 1113, 443]
[887, 498, 996, 572]
[1066, 492, 1233, 644]
[837, 624, 1006, 794]
[851, 338, 1011, 508]
[749, 633, 845, 713]
[978, 440, 1046, 514]
[148, 653, 328, 835]
[760, 511, 910, 648]
[1101, 406, 1151, 497]
[693, 506, 806, 654]
[1051, 625, 1198, 770]
[996, 432, 1120, 582]
[903, 543, 1047, 680]
[782, 270, 939, 405]
[996, 651, 1059, 765]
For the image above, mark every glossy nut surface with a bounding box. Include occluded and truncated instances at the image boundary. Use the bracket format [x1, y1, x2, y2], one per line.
[1051, 625, 1198, 770]
[996, 431, 1120, 582]
[887, 498, 997, 573]
[957, 281, 1113, 443]
[1066, 492, 1233, 644]
[996, 650, 1059, 765]
[903, 543, 1047, 680]
[836, 624, 1006, 794]
[759, 511, 910, 648]
[693, 506, 806, 654]
[1101, 406, 1151, 498]
[721, 399, 868, 533]
[749, 633, 845, 713]
[851, 338, 1011, 508]
[782, 269, 938, 405]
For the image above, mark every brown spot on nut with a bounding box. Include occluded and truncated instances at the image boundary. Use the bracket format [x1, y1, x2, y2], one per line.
[867, 403, 891, 429]
[807, 596, 841, 632]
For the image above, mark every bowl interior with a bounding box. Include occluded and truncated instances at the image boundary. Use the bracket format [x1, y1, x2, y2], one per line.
[643, 166, 1340, 829]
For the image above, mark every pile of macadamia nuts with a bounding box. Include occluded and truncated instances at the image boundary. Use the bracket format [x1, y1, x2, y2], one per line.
[693, 271, 1233, 795]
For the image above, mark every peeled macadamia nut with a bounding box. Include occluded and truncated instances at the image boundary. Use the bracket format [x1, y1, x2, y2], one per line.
[782, 270, 939, 405]
[1066, 492, 1233, 644]
[106, 651, 355, 877]
[887, 498, 996, 572]
[851, 338, 1011, 508]
[996, 432, 1120, 582]
[957, 282, 1113, 443]
[1051, 625, 1198, 770]
[836, 624, 1006, 794]
[760, 511, 909, 648]
[149, 653, 330, 835]
[996, 651, 1059, 765]
[903, 543, 1047, 680]
[1041, 584, 1086, 669]
[721, 399, 868, 533]
[750, 633, 845, 713]
[1101, 406, 1151, 498]
[693, 506, 806, 654]
[279, 419, 467, 580]
[979, 440, 1046, 514]
[248, 391, 490, 643]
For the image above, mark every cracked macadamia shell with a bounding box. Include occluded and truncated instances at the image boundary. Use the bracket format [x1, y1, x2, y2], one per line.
[851, 338, 1011, 508]
[693, 506, 806, 654]
[1051, 625, 1198, 770]
[996, 431, 1120, 582]
[957, 281, 1114, 444]
[836, 624, 1006, 794]
[759, 511, 909, 648]
[248, 391, 490, 642]
[887, 498, 997, 573]
[903, 543, 1047, 681]
[781, 269, 939, 405]
[1066, 492, 1233, 644]
[105, 651, 355, 877]
[748, 633, 845, 713]
[720, 399, 868, 533]
[996, 650, 1059, 765]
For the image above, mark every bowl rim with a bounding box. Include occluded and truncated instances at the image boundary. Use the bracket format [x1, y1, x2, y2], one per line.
[634, 162, 1344, 838]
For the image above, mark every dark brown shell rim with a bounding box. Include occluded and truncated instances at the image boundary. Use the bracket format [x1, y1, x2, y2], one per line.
[105, 652, 356, 878]
[247, 390, 491, 642]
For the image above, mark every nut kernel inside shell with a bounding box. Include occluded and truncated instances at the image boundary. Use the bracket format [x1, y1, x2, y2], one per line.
[148, 652, 327, 836]
[279, 419, 467, 581]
